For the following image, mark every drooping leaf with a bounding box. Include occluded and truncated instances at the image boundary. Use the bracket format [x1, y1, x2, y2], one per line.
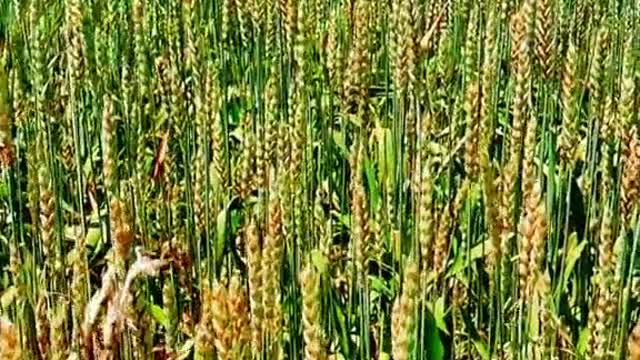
[370, 275, 393, 298]
[448, 238, 491, 278]
[559, 232, 587, 294]
[431, 296, 450, 336]
[472, 338, 490, 360]
[148, 303, 169, 328]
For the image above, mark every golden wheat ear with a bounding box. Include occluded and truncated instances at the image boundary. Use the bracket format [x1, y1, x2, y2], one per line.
[245, 217, 264, 356]
[0, 317, 21, 360]
[391, 259, 419, 360]
[629, 322, 640, 360]
[301, 261, 327, 360]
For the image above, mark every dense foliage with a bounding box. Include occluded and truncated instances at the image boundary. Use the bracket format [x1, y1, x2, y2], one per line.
[0, 0, 639, 359]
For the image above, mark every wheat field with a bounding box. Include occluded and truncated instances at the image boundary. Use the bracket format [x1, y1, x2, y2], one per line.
[0, 0, 639, 359]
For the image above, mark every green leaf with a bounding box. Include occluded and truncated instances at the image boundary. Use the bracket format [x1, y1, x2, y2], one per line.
[577, 327, 589, 355]
[560, 232, 587, 293]
[373, 128, 387, 184]
[310, 249, 329, 274]
[370, 275, 392, 298]
[432, 296, 450, 335]
[216, 200, 235, 267]
[332, 130, 348, 157]
[85, 227, 102, 248]
[384, 130, 395, 188]
[216, 210, 227, 266]
[364, 157, 381, 210]
[337, 213, 351, 229]
[428, 141, 446, 155]
[469, 237, 491, 261]
[447, 238, 491, 278]
[422, 306, 445, 360]
[373, 127, 394, 188]
[333, 294, 350, 358]
[347, 114, 363, 128]
[0, 180, 8, 200]
[83, 154, 94, 178]
[230, 208, 242, 230]
[148, 303, 169, 328]
[472, 338, 490, 360]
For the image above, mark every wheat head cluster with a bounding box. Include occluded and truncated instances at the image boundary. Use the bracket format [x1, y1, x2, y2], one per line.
[0, 0, 639, 359]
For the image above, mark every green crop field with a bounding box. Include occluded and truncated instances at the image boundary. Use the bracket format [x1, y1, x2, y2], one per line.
[0, 0, 639, 359]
